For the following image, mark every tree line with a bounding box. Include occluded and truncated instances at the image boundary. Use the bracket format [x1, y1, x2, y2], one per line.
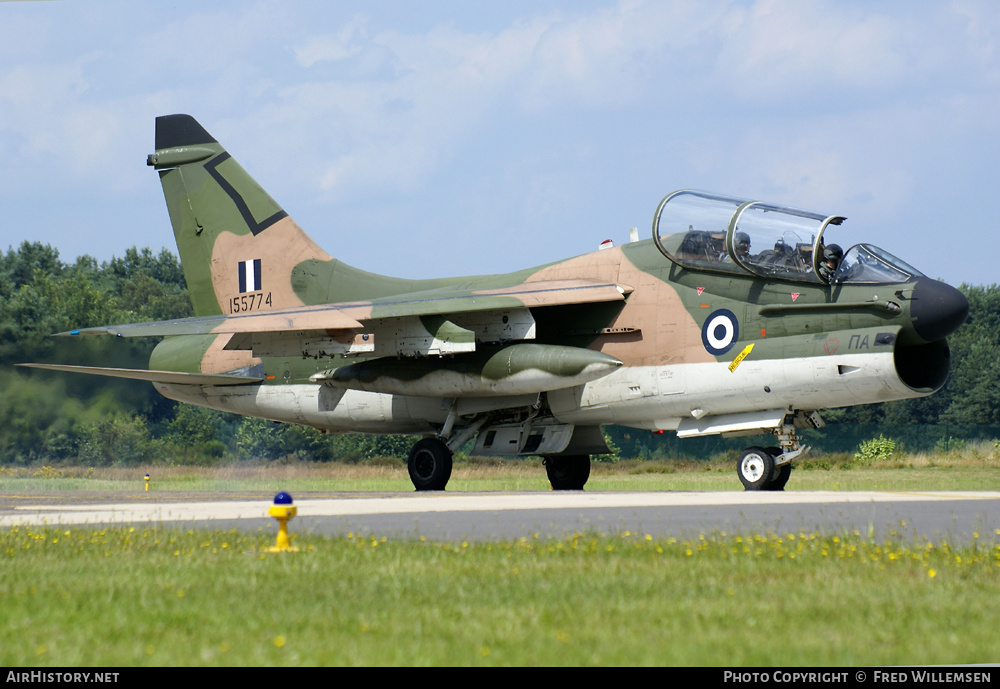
[2, 241, 998, 465]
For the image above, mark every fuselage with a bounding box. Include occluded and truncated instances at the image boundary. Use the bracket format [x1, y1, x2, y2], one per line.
[150, 233, 966, 437]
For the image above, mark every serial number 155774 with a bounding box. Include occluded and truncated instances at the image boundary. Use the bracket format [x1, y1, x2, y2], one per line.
[229, 292, 272, 313]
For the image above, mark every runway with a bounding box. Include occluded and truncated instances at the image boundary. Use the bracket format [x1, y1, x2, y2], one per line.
[3, 490, 999, 544]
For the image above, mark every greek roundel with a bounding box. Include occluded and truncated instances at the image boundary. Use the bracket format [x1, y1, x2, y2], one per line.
[701, 309, 739, 356]
[238, 259, 262, 293]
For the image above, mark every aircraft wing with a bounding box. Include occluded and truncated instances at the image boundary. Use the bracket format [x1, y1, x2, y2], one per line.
[58, 279, 628, 337]
[58, 305, 364, 338]
[56, 279, 630, 358]
[16, 364, 263, 386]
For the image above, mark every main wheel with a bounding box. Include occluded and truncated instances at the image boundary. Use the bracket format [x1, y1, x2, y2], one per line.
[737, 447, 775, 491]
[764, 447, 791, 491]
[544, 455, 591, 490]
[408, 438, 453, 491]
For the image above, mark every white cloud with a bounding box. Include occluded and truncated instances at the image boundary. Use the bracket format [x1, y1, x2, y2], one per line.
[0, 0, 998, 284]
[293, 14, 369, 67]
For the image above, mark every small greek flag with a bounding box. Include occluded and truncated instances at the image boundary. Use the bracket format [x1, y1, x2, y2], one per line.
[238, 259, 261, 293]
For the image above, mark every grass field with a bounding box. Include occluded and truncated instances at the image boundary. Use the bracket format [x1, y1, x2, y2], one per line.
[2, 451, 998, 666]
[2, 525, 998, 666]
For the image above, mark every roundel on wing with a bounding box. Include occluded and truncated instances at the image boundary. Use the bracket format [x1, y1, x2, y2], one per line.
[701, 309, 739, 356]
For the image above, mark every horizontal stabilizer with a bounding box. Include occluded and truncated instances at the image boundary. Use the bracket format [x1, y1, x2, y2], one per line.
[17, 364, 263, 386]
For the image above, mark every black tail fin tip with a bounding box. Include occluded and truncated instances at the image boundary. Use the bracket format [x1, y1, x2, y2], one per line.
[155, 114, 217, 150]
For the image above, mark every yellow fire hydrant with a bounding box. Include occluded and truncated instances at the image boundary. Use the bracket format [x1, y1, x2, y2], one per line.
[144, 473, 150, 491]
[265, 491, 299, 553]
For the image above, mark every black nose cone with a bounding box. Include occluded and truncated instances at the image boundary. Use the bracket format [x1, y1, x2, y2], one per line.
[911, 278, 968, 342]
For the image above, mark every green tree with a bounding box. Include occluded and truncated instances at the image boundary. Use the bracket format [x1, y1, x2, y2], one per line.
[76, 413, 157, 466]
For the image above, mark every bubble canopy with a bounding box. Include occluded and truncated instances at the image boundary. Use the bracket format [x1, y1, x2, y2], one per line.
[651, 190, 923, 285]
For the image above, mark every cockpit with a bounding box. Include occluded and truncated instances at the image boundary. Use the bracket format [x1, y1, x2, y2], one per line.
[652, 190, 924, 285]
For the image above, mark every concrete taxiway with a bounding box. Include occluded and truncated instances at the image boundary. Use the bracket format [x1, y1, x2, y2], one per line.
[2, 491, 999, 544]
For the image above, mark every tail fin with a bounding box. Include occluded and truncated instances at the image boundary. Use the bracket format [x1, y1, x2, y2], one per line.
[148, 114, 351, 317]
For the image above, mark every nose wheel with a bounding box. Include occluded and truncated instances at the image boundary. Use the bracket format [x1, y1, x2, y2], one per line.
[737, 447, 775, 490]
[765, 446, 792, 491]
[737, 446, 793, 491]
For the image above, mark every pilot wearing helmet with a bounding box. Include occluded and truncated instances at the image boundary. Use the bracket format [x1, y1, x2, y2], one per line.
[722, 231, 752, 263]
[818, 243, 843, 282]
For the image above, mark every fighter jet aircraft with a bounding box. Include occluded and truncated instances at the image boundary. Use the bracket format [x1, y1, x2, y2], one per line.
[21, 115, 969, 492]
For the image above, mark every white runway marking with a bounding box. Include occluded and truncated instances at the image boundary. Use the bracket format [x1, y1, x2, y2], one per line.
[3, 491, 999, 527]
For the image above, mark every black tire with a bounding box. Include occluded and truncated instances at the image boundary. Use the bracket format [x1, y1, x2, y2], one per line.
[767, 463, 792, 491]
[407, 438, 453, 491]
[737, 447, 775, 491]
[764, 446, 791, 491]
[544, 455, 591, 490]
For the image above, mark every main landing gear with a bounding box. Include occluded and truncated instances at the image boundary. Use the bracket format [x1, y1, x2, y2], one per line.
[406, 399, 600, 492]
[543, 455, 591, 490]
[407, 437, 453, 491]
[405, 438, 595, 492]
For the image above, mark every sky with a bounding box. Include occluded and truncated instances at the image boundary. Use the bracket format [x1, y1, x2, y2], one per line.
[1, 0, 998, 287]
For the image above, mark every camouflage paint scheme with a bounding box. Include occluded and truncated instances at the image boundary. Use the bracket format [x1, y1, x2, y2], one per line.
[22, 115, 969, 491]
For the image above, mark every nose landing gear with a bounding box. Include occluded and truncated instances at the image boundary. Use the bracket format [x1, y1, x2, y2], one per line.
[736, 411, 821, 491]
